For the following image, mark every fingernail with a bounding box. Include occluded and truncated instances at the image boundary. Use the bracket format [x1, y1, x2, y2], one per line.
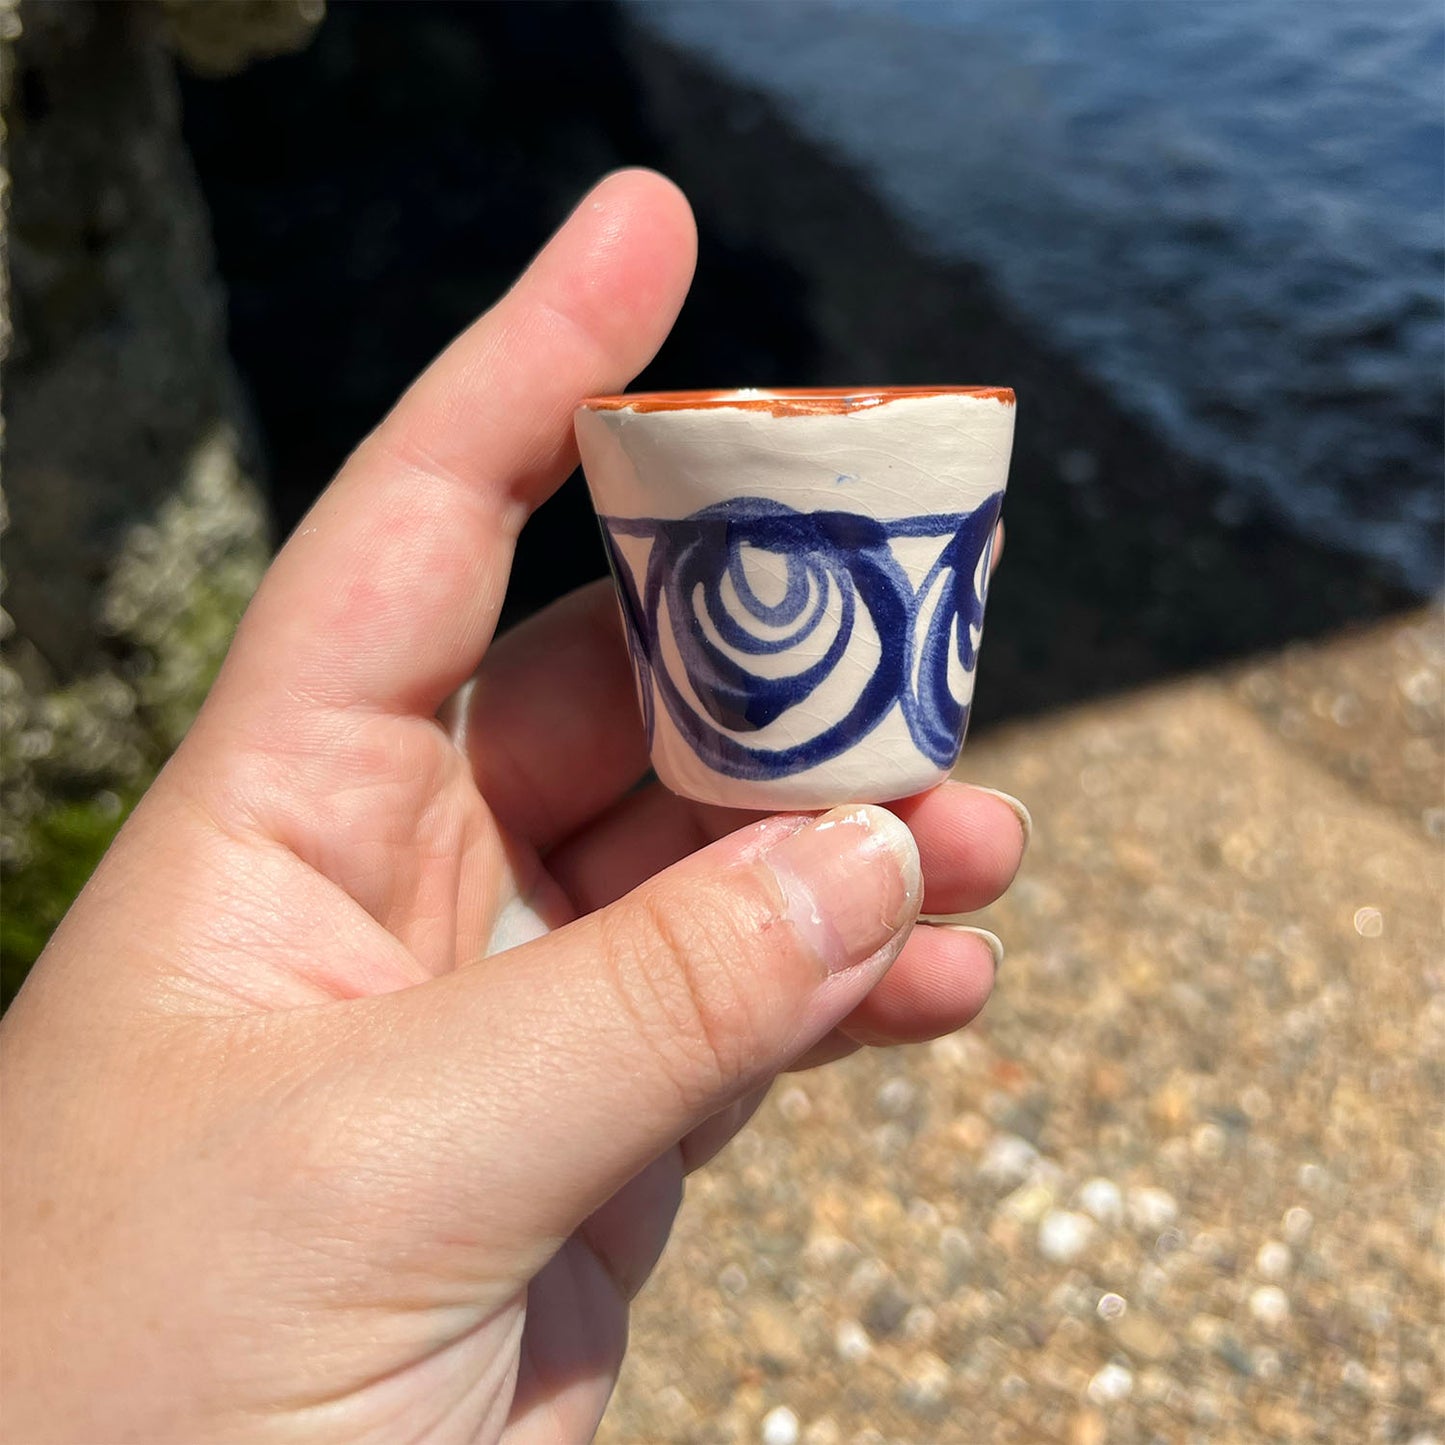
[974, 787, 1033, 849]
[767, 805, 922, 974]
[935, 924, 1005, 974]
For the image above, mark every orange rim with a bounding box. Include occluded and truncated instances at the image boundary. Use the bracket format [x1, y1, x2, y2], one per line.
[580, 385, 1015, 416]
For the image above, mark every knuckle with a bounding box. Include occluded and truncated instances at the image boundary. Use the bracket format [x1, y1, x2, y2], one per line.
[599, 872, 779, 1114]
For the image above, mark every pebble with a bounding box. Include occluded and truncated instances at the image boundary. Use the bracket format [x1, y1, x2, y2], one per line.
[1353, 906, 1385, 938]
[1077, 1177, 1124, 1227]
[762, 1406, 800, 1445]
[1191, 1122, 1226, 1160]
[938, 1226, 974, 1264]
[899, 1352, 951, 1412]
[656, 1386, 693, 1421]
[802, 1231, 856, 1270]
[1096, 1291, 1128, 1321]
[979, 1133, 1040, 1186]
[869, 1122, 909, 1156]
[1000, 1182, 1058, 1225]
[1038, 1210, 1094, 1264]
[1255, 1240, 1291, 1279]
[834, 1320, 872, 1363]
[1086, 1362, 1134, 1405]
[846, 1259, 888, 1297]
[1248, 1285, 1290, 1328]
[905, 1198, 940, 1229]
[777, 1086, 812, 1123]
[875, 1076, 918, 1117]
[1253, 1346, 1282, 1381]
[1154, 1226, 1186, 1256]
[1127, 1187, 1179, 1233]
[1108, 1310, 1177, 1363]
[862, 1281, 912, 1338]
[718, 1263, 749, 1296]
[1282, 1206, 1314, 1244]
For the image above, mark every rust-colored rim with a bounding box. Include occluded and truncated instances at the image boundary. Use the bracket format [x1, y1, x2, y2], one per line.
[579, 385, 1015, 417]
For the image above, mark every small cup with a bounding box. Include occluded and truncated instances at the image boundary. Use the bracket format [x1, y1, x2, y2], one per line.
[575, 386, 1015, 809]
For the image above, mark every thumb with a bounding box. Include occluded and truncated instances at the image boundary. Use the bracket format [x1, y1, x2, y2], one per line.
[343, 805, 920, 1258]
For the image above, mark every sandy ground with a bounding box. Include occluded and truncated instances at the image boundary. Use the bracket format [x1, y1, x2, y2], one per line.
[600, 606, 1443, 1445]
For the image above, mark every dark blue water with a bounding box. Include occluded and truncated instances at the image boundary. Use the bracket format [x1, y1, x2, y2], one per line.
[633, 0, 1444, 592]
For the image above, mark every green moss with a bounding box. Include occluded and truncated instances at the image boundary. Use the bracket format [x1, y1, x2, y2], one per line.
[1, 788, 140, 1007]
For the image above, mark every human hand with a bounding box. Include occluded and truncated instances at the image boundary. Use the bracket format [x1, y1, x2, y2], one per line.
[0, 172, 1027, 1444]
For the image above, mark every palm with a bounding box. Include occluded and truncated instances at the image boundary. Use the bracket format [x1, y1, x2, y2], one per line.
[197, 580, 729, 1439]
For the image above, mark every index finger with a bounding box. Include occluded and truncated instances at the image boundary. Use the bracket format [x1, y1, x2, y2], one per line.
[210, 170, 697, 724]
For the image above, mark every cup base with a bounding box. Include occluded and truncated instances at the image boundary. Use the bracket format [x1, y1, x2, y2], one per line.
[652, 756, 955, 813]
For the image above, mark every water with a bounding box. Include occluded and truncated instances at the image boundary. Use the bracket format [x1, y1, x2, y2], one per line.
[631, 0, 1444, 592]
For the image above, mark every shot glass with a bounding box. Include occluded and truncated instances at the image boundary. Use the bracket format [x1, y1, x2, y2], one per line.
[575, 386, 1015, 809]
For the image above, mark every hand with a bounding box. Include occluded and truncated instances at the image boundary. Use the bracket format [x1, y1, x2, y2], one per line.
[0, 172, 1027, 1444]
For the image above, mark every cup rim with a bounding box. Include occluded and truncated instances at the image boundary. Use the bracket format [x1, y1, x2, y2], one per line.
[579, 385, 1015, 416]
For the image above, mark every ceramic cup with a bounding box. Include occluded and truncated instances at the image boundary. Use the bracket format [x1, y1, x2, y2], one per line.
[575, 386, 1016, 809]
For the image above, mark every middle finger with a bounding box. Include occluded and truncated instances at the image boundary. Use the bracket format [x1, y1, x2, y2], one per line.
[548, 778, 1029, 918]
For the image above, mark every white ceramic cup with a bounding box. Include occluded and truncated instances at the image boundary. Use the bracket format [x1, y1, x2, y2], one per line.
[575, 386, 1016, 809]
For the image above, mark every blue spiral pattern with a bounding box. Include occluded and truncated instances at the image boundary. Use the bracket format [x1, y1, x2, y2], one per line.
[601, 494, 1003, 781]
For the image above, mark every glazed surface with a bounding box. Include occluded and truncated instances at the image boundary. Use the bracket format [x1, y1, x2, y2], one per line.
[576, 390, 1016, 807]
[601, 498, 1001, 785]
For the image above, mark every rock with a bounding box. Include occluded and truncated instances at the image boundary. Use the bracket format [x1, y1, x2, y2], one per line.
[999, 1182, 1058, 1226]
[900, 1304, 937, 1343]
[3, 0, 272, 984]
[897, 1351, 951, 1414]
[860, 1280, 911, 1339]
[1255, 1240, 1291, 1279]
[833, 1320, 871, 1363]
[1247, 1285, 1290, 1329]
[1282, 1206, 1314, 1244]
[844, 1258, 887, 1299]
[777, 1086, 812, 1123]
[979, 1133, 1041, 1187]
[718, 1263, 749, 1296]
[1191, 1122, 1227, 1160]
[1077, 1177, 1124, 1227]
[1038, 1210, 1094, 1264]
[1339, 1359, 1370, 1394]
[938, 1226, 975, 1265]
[874, 1075, 917, 1117]
[159, 0, 323, 77]
[1107, 1311, 1177, 1363]
[5, 4, 270, 678]
[802, 1420, 840, 1445]
[1126, 1187, 1180, 1234]
[761, 1406, 800, 1445]
[1085, 1362, 1134, 1406]
[749, 1305, 805, 1373]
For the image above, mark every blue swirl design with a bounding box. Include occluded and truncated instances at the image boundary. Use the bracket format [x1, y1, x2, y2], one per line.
[601, 494, 1003, 781]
